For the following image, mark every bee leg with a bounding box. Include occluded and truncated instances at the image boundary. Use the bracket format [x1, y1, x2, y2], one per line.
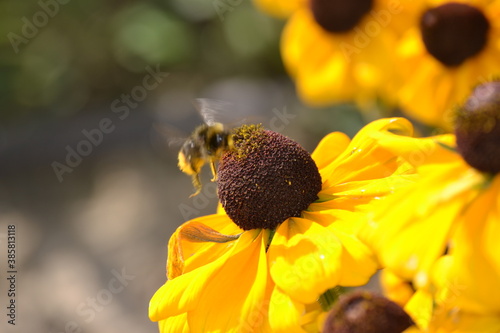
[209, 160, 218, 182]
[189, 174, 202, 197]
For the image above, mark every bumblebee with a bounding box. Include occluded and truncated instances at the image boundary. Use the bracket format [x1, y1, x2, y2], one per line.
[178, 122, 234, 197]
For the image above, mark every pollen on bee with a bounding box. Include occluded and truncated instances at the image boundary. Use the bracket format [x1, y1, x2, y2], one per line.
[177, 152, 193, 175]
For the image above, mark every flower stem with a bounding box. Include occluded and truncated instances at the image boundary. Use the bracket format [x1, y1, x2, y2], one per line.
[318, 286, 345, 312]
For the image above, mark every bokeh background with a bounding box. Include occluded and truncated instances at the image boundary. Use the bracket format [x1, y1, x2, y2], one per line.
[0, 1, 368, 332]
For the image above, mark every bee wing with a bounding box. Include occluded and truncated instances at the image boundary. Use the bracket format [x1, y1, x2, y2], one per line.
[194, 98, 249, 127]
[150, 122, 186, 151]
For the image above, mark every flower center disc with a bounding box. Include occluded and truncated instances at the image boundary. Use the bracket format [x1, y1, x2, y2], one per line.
[217, 125, 322, 231]
[310, 0, 373, 33]
[323, 291, 414, 333]
[420, 3, 490, 67]
[455, 82, 500, 174]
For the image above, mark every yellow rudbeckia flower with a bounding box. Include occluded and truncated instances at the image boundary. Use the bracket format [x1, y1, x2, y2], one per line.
[402, 251, 500, 332]
[360, 133, 481, 281]
[361, 82, 500, 330]
[424, 243, 500, 332]
[322, 290, 414, 332]
[406, 179, 500, 332]
[255, 0, 416, 108]
[395, 0, 500, 129]
[149, 117, 421, 332]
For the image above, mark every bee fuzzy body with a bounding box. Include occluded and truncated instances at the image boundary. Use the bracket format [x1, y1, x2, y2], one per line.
[178, 122, 233, 197]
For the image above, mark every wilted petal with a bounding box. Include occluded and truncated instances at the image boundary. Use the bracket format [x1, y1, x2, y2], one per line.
[151, 229, 272, 332]
[167, 214, 241, 279]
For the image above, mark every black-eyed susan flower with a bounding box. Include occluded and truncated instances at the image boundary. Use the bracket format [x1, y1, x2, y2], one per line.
[322, 290, 414, 333]
[361, 82, 500, 330]
[403, 251, 500, 332]
[255, 0, 417, 108]
[149, 118, 421, 332]
[425, 236, 500, 332]
[395, 0, 500, 129]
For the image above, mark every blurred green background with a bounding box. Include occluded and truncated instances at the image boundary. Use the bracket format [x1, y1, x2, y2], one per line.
[0, 1, 366, 332]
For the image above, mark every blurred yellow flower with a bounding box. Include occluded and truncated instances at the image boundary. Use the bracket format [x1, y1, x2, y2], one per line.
[362, 81, 500, 289]
[402, 251, 500, 332]
[395, 0, 500, 129]
[363, 81, 500, 332]
[149, 118, 421, 332]
[360, 133, 493, 284]
[256, 0, 415, 108]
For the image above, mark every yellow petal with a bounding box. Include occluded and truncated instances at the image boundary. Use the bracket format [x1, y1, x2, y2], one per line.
[311, 131, 351, 171]
[281, 9, 320, 79]
[428, 311, 500, 333]
[189, 229, 271, 332]
[302, 210, 378, 286]
[404, 289, 434, 330]
[216, 203, 226, 215]
[167, 214, 240, 279]
[441, 176, 500, 313]
[428, 253, 500, 331]
[380, 269, 415, 307]
[369, 132, 457, 170]
[332, 228, 378, 286]
[150, 246, 233, 321]
[301, 209, 360, 233]
[151, 229, 272, 332]
[361, 164, 482, 282]
[320, 118, 415, 187]
[158, 313, 189, 333]
[320, 171, 417, 211]
[253, 0, 305, 18]
[269, 217, 343, 303]
[457, 175, 500, 271]
[268, 287, 308, 333]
